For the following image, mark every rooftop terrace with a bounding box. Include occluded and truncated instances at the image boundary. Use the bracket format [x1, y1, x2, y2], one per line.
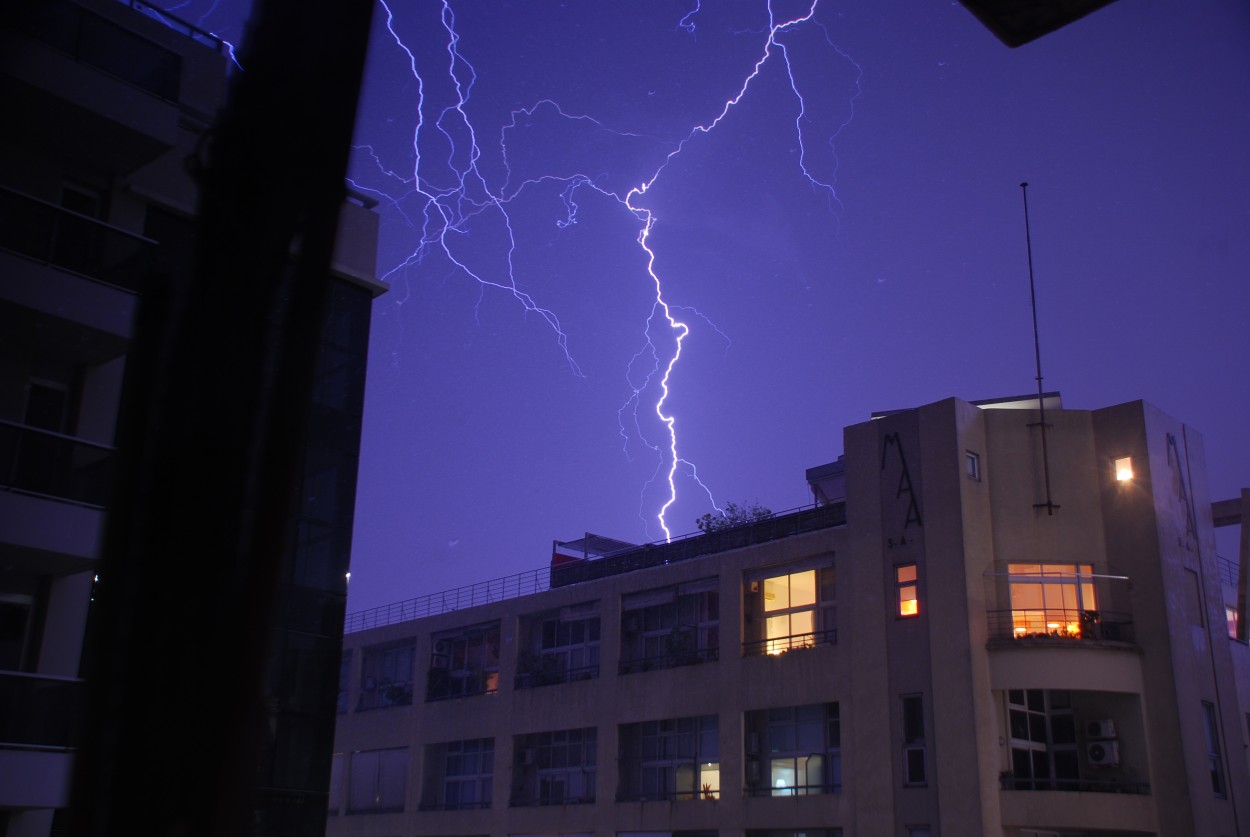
[343, 501, 846, 633]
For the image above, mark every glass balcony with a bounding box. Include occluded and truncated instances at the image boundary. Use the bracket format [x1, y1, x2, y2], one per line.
[0, 187, 155, 292]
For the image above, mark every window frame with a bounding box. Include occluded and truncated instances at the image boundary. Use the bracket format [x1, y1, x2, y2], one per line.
[896, 564, 919, 618]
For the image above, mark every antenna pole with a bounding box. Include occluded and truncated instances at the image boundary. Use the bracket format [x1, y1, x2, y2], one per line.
[1021, 181, 1057, 515]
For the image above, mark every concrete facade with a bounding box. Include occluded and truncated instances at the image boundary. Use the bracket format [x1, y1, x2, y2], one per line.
[329, 395, 1249, 837]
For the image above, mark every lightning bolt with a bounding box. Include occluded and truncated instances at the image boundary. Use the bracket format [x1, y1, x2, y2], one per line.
[354, 0, 860, 542]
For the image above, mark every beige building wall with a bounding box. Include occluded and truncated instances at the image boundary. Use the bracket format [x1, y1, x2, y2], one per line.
[328, 395, 1250, 837]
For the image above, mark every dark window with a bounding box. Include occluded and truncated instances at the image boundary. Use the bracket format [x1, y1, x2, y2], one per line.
[511, 727, 596, 806]
[619, 715, 719, 801]
[903, 694, 926, 785]
[746, 703, 840, 796]
[620, 580, 718, 673]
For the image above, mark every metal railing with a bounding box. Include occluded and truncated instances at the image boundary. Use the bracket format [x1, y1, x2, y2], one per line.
[514, 662, 599, 691]
[344, 502, 846, 634]
[551, 503, 846, 588]
[743, 628, 837, 657]
[618, 645, 719, 675]
[123, 0, 225, 53]
[987, 609, 1135, 644]
[0, 671, 85, 749]
[1000, 774, 1150, 794]
[745, 781, 840, 797]
[0, 419, 116, 507]
[425, 668, 500, 702]
[1217, 555, 1239, 587]
[1, 186, 156, 292]
[20, 2, 183, 99]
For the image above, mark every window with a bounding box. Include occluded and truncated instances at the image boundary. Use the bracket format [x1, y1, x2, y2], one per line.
[427, 621, 501, 700]
[619, 715, 719, 801]
[348, 747, 407, 813]
[1114, 456, 1134, 481]
[337, 650, 351, 714]
[896, 565, 918, 617]
[744, 564, 836, 655]
[620, 580, 718, 673]
[358, 640, 414, 709]
[966, 451, 980, 480]
[422, 738, 494, 810]
[328, 752, 343, 814]
[1007, 565, 1096, 638]
[902, 695, 926, 785]
[1201, 702, 1226, 798]
[512, 727, 597, 806]
[516, 604, 600, 688]
[746, 703, 841, 796]
[1005, 690, 1078, 790]
[747, 831, 842, 837]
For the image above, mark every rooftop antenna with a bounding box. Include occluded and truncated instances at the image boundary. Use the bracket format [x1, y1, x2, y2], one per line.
[1021, 181, 1058, 515]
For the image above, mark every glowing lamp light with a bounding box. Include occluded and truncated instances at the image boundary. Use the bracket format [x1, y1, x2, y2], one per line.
[900, 599, 919, 617]
[1115, 456, 1134, 481]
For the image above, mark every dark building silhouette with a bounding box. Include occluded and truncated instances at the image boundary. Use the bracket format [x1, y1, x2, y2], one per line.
[0, 2, 383, 834]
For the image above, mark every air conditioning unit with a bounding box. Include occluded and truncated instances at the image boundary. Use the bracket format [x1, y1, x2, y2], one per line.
[434, 639, 451, 656]
[1086, 719, 1117, 739]
[1086, 740, 1120, 766]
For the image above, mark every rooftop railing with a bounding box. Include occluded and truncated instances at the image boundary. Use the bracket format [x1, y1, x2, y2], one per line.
[0, 419, 116, 508]
[1, 186, 156, 293]
[343, 502, 846, 634]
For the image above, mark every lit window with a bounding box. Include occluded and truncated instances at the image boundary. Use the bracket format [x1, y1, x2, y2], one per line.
[966, 451, 980, 481]
[1114, 456, 1134, 481]
[896, 565, 919, 617]
[1008, 564, 1096, 638]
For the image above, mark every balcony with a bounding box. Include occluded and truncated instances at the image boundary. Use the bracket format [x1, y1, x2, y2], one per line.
[987, 609, 1135, 645]
[1, 187, 156, 294]
[1000, 773, 1149, 794]
[0, 671, 85, 749]
[514, 661, 598, 690]
[619, 645, 718, 675]
[743, 628, 837, 657]
[0, 419, 116, 507]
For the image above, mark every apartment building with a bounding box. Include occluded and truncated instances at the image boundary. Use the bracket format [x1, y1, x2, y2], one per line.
[0, 2, 383, 834]
[329, 394, 1249, 837]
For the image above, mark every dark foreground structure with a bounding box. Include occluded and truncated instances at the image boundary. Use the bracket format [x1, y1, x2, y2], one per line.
[0, 1, 380, 834]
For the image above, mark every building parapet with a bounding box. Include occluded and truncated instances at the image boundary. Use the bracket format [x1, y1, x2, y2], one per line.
[343, 502, 846, 634]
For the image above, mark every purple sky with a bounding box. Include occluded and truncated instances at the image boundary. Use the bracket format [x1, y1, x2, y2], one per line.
[194, 0, 1249, 614]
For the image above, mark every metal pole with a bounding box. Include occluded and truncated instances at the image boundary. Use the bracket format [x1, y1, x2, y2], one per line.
[1021, 182, 1057, 515]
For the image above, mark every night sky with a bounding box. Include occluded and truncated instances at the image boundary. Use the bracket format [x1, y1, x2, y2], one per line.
[192, 0, 1249, 614]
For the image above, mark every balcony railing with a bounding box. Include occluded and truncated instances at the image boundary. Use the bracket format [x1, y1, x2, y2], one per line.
[425, 668, 499, 702]
[743, 628, 837, 657]
[0, 671, 85, 749]
[1, 186, 156, 292]
[618, 645, 719, 675]
[514, 662, 599, 691]
[19, 2, 183, 99]
[1000, 773, 1150, 794]
[122, 0, 225, 53]
[509, 793, 595, 807]
[0, 419, 116, 507]
[987, 609, 1135, 644]
[745, 780, 840, 797]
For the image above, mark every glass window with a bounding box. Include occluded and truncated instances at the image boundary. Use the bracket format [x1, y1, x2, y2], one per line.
[348, 747, 407, 813]
[428, 622, 501, 700]
[620, 581, 718, 673]
[896, 565, 918, 617]
[358, 641, 414, 709]
[1007, 564, 1096, 638]
[746, 703, 840, 796]
[619, 715, 719, 800]
[746, 565, 835, 655]
[902, 694, 925, 785]
[512, 727, 597, 806]
[1202, 702, 1227, 798]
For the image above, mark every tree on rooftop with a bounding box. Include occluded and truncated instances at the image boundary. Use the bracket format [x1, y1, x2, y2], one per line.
[695, 501, 773, 534]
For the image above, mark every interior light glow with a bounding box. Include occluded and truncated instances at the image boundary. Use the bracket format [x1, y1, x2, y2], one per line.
[900, 599, 919, 617]
[1115, 456, 1133, 481]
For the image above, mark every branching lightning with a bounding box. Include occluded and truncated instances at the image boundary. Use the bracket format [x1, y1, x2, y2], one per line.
[353, 0, 860, 541]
